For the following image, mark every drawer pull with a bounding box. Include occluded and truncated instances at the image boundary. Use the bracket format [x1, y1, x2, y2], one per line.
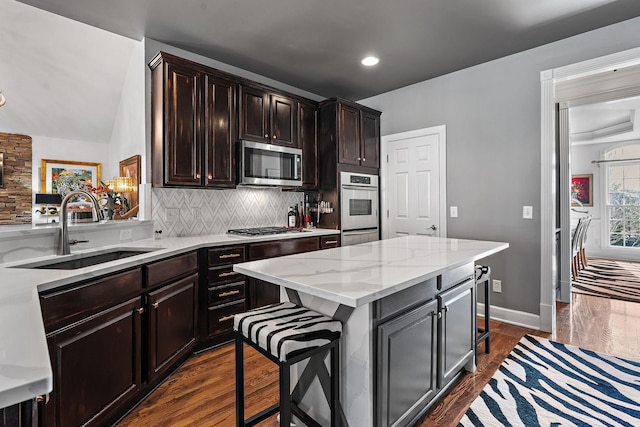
[219, 290, 241, 297]
[325, 240, 338, 245]
[136, 307, 145, 314]
[219, 271, 239, 278]
[219, 253, 241, 259]
[152, 302, 159, 309]
[219, 315, 235, 322]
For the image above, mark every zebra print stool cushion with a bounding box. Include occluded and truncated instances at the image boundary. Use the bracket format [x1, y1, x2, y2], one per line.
[234, 302, 342, 362]
[475, 265, 491, 284]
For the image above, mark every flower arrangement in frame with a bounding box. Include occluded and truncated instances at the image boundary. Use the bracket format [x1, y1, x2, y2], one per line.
[40, 159, 102, 195]
[571, 174, 593, 207]
[119, 154, 141, 208]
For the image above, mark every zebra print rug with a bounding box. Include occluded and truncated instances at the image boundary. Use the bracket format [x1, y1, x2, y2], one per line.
[572, 258, 640, 303]
[458, 335, 640, 427]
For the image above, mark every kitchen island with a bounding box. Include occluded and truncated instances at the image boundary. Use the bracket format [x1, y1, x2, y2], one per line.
[234, 235, 508, 427]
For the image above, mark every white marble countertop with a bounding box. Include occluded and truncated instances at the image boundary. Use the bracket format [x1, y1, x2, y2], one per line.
[0, 228, 338, 409]
[234, 235, 509, 307]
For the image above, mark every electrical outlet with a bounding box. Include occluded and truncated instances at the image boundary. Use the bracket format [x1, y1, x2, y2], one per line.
[119, 229, 132, 241]
[450, 206, 458, 218]
[523, 206, 533, 219]
[492, 279, 502, 293]
[192, 207, 201, 220]
[166, 208, 180, 222]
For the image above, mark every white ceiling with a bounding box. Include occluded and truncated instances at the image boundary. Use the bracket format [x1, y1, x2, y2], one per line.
[570, 96, 640, 145]
[3, 0, 640, 144]
[0, 0, 137, 143]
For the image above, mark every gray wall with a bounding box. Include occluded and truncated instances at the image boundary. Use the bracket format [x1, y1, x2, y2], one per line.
[360, 17, 640, 316]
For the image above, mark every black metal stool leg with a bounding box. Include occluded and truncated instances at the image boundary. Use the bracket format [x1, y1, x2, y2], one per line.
[484, 277, 491, 354]
[280, 361, 291, 427]
[235, 334, 244, 427]
[331, 341, 340, 427]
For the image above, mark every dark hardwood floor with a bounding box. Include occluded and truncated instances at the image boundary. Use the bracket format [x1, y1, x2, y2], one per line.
[117, 293, 640, 427]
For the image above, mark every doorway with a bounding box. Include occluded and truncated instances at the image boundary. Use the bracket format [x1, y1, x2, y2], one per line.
[540, 47, 640, 332]
[380, 126, 447, 239]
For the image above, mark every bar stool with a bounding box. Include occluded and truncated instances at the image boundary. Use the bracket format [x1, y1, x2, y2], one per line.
[475, 265, 491, 359]
[234, 302, 342, 427]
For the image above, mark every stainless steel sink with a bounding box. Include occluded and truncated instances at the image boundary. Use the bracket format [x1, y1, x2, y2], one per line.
[11, 248, 159, 270]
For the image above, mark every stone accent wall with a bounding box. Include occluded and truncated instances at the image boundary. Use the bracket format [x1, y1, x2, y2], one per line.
[0, 133, 32, 224]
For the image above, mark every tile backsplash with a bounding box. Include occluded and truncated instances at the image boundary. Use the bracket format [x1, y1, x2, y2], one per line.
[151, 187, 304, 237]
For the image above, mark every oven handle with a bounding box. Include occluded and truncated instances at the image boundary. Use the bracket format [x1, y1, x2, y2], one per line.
[342, 228, 379, 235]
[341, 185, 378, 191]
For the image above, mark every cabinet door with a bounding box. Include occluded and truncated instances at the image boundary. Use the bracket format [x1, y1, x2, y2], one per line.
[438, 278, 475, 387]
[377, 299, 438, 427]
[360, 110, 380, 168]
[43, 298, 143, 427]
[204, 73, 236, 188]
[299, 101, 319, 189]
[239, 85, 270, 143]
[270, 95, 297, 147]
[338, 103, 361, 165]
[148, 273, 198, 382]
[164, 61, 202, 186]
[0, 400, 36, 427]
[249, 278, 281, 309]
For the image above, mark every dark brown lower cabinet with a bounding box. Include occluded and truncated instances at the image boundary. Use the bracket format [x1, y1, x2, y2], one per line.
[249, 278, 281, 308]
[147, 273, 198, 382]
[0, 400, 36, 427]
[41, 298, 143, 427]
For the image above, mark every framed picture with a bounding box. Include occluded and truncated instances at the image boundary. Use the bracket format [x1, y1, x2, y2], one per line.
[119, 154, 141, 207]
[571, 174, 593, 207]
[40, 159, 102, 194]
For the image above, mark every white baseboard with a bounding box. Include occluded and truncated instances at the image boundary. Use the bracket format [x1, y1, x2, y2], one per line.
[477, 303, 540, 330]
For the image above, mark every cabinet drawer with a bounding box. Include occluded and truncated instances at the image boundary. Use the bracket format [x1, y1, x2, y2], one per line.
[208, 299, 246, 336]
[208, 265, 244, 285]
[40, 268, 142, 332]
[320, 235, 341, 249]
[208, 281, 246, 305]
[248, 236, 319, 260]
[207, 246, 245, 266]
[146, 252, 198, 288]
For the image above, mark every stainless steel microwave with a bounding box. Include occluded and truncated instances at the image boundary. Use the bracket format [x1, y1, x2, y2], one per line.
[239, 140, 302, 187]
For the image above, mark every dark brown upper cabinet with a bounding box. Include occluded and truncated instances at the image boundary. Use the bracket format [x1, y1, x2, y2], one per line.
[320, 98, 381, 169]
[240, 84, 298, 147]
[149, 52, 237, 188]
[298, 100, 319, 189]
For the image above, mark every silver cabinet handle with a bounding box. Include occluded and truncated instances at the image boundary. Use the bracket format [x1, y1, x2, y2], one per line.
[219, 253, 241, 259]
[325, 240, 338, 244]
[136, 307, 145, 314]
[152, 302, 159, 309]
[219, 290, 240, 297]
[219, 271, 239, 278]
[219, 315, 234, 322]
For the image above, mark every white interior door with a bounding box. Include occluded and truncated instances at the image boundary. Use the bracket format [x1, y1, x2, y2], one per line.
[381, 126, 446, 239]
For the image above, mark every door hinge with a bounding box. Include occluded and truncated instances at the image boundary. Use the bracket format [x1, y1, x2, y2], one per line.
[386, 154, 389, 163]
[387, 210, 389, 218]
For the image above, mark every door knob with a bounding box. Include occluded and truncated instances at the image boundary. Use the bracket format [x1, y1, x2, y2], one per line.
[429, 225, 437, 231]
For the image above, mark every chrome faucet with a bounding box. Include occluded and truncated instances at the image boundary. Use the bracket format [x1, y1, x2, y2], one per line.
[58, 190, 104, 255]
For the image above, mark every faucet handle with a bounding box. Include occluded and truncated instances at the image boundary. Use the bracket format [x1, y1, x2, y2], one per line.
[68, 239, 89, 246]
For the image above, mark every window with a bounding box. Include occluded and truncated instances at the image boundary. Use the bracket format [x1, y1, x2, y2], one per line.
[606, 144, 640, 248]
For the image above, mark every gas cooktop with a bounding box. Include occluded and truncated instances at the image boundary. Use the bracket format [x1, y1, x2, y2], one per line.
[227, 226, 308, 236]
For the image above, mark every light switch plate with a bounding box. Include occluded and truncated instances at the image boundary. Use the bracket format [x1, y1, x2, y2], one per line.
[523, 206, 533, 219]
[450, 206, 458, 218]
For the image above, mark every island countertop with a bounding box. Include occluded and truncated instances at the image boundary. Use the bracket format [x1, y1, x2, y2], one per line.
[234, 235, 509, 307]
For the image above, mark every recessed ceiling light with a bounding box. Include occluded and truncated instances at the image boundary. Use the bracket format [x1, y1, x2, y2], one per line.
[361, 56, 380, 66]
